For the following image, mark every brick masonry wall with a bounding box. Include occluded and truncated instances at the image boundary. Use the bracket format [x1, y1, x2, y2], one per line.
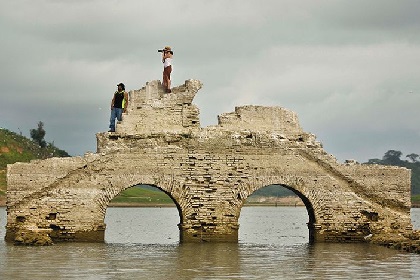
[5, 79, 413, 245]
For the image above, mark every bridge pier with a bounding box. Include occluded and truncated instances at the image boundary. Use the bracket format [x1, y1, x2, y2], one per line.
[179, 223, 239, 243]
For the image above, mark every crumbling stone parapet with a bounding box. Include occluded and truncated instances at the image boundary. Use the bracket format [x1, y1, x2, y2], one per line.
[116, 79, 202, 135]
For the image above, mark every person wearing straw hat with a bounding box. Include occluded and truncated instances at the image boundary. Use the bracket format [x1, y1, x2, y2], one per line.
[161, 46, 173, 93]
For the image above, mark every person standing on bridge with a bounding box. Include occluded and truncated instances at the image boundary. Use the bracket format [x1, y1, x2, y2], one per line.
[108, 83, 128, 133]
[160, 46, 173, 93]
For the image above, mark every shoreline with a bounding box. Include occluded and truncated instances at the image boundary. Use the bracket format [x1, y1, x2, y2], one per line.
[103, 202, 420, 208]
[1, 201, 419, 208]
[107, 203, 306, 208]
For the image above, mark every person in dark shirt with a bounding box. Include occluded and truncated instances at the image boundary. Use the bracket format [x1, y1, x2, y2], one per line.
[109, 83, 128, 132]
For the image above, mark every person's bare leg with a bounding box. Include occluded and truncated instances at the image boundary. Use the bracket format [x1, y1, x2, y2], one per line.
[162, 71, 167, 89]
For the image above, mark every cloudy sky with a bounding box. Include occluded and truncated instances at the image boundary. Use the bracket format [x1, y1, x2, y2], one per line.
[1, 0, 419, 163]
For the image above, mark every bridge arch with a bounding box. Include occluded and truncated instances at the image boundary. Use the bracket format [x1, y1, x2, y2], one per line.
[104, 184, 182, 243]
[240, 183, 316, 243]
[98, 183, 183, 222]
[87, 172, 191, 242]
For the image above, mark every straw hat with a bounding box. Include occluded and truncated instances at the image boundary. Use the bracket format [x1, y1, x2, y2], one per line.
[163, 46, 173, 54]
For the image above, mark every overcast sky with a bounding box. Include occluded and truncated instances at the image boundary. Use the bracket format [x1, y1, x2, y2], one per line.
[1, 0, 419, 163]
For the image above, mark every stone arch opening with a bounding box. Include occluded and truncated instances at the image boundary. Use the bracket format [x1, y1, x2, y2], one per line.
[240, 184, 316, 244]
[104, 184, 183, 244]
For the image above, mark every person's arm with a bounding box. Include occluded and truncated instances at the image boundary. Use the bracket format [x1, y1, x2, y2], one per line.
[123, 92, 128, 113]
[110, 94, 115, 110]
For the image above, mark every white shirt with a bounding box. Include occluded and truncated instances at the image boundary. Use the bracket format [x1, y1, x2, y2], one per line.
[163, 58, 172, 68]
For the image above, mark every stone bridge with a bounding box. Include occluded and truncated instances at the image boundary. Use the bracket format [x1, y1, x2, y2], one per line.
[6, 79, 413, 245]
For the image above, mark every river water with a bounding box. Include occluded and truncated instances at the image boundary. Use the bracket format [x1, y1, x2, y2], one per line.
[1, 206, 419, 279]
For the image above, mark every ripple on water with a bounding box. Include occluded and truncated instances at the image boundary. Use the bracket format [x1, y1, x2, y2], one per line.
[0, 207, 420, 280]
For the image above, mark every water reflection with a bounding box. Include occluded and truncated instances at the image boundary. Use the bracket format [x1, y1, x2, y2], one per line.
[239, 206, 309, 244]
[304, 243, 416, 279]
[105, 207, 180, 244]
[173, 243, 242, 279]
[0, 207, 420, 280]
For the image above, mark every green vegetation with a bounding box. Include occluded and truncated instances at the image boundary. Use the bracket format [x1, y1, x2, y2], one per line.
[365, 150, 420, 195]
[0, 127, 70, 199]
[30, 121, 47, 148]
[0, 170, 5, 196]
[111, 185, 174, 205]
[412, 194, 420, 207]
[0, 127, 69, 169]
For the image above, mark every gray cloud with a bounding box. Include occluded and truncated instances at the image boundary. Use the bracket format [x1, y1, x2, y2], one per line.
[1, 0, 419, 162]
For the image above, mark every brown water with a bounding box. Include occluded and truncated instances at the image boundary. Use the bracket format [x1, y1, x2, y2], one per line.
[1, 207, 419, 279]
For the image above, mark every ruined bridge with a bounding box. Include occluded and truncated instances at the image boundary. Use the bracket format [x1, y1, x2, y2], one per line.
[6, 79, 413, 244]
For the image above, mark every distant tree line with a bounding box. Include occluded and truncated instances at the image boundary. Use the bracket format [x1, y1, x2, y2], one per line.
[367, 150, 419, 165]
[254, 150, 420, 197]
[30, 121, 46, 148]
[29, 121, 70, 157]
[251, 185, 295, 197]
[366, 150, 420, 195]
